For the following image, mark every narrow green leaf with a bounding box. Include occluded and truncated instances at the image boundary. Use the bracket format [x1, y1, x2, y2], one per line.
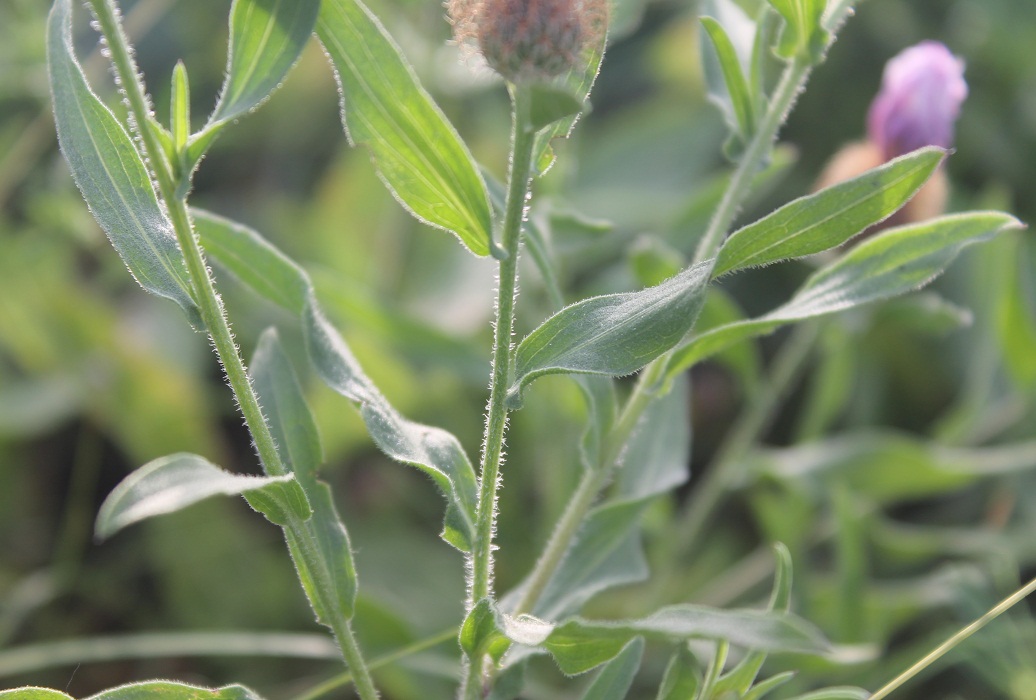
[786, 688, 870, 700]
[47, 0, 198, 324]
[460, 598, 512, 662]
[251, 328, 323, 484]
[210, 0, 321, 124]
[577, 637, 644, 700]
[770, 543, 794, 612]
[742, 671, 796, 700]
[0, 690, 71, 700]
[86, 681, 264, 700]
[305, 299, 479, 551]
[714, 147, 946, 276]
[701, 16, 755, 139]
[656, 646, 701, 700]
[508, 260, 712, 406]
[95, 453, 308, 540]
[668, 212, 1021, 376]
[194, 210, 479, 551]
[171, 61, 190, 154]
[317, 0, 492, 256]
[699, 0, 758, 145]
[576, 377, 619, 471]
[536, 605, 828, 675]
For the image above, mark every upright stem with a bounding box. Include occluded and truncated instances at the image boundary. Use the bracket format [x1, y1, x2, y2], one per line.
[462, 86, 537, 698]
[693, 57, 811, 265]
[87, 3, 378, 697]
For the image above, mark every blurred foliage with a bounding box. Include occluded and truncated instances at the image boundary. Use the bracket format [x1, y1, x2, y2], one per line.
[1, 0, 1034, 698]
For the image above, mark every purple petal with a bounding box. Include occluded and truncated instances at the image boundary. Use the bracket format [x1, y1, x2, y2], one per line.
[867, 41, 968, 160]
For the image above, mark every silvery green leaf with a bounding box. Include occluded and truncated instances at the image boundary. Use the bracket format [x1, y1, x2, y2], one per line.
[317, 0, 492, 256]
[210, 0, 321, 124]
[87, 681, 265, 700]
[668, 212, 1022, 376]
[508, 261, 711, 406]
[95, 453, 310, 539]
[714, 147, 946, 276]
[47, 0, 198, 324]
[512, 605, 829, 675]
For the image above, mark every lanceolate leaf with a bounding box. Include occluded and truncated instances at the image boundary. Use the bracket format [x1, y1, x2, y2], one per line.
[305, 300, 478, 551]
[95, 453, 310, 540]
[47, 0, 198, 324]
[211, 0, 321, 124]
[701, 16, 755, 140]
[577, 637, 644, 700]
[0, 691, 70, 700]
[714, 147, 946, 276]
[88, 681, 265, 700]
[192, 211, 479, 551]
[508, 605, 828, 675]
[508, 261, 711, 405]
[667, 212, 1021, 376]
[317, 0, 492, 256]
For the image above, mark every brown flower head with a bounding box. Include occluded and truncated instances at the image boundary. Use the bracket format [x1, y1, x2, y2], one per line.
[448, 0, 607, 83]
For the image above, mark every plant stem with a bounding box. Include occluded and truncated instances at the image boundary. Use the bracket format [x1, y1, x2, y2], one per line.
[463, 84, 537, 699]
[87, 3, 379, 697]
[511, 50, 825, 617]
[869, 574, 1036, 700]
[693, 57, 811, 265]
[292, 627, 459, 700]
[673, 320, 819, 557]
[512, 360, 665, 616]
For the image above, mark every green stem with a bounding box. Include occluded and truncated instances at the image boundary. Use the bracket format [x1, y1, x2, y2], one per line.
[511, 360, 665, 616]
[292, 627, 459, 700]
[87, 3, 378, 697]
[869, 574, 1036, 700]
[693, 57, 811, 265]
[673, 320, 819, 557]
[463, 84, 537, 700]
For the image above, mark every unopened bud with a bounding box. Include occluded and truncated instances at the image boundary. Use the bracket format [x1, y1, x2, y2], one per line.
[867, 41, 968, 160]
[449, 0, 607, 83]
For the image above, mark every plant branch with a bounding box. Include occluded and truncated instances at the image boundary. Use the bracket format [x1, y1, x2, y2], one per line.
[86, 3, 379, 697]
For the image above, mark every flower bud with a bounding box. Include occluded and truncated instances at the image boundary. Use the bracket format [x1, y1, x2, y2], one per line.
[867, 41, 968, 160]
[448, 0, 607, 83]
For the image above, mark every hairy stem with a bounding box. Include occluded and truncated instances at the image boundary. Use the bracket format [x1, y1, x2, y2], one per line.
[87, 3, 378, 697]
[462, 85, 537, 699]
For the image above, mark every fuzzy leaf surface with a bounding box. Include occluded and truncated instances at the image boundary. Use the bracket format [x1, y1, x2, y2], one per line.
[701, 16, 755, 139]
[317, 0, 492, 255]
[87, 681, 265, 700]
[714, 147, 945, 276]
[509, 261, 711, 405]
[669, 212, 1021, 375]
[47, 0, 197, 323]
[529, 605, 829, 675]
[95, 453, 309, 539]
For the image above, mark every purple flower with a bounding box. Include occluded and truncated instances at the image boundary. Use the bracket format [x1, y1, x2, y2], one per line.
[867, 41, 968, 160]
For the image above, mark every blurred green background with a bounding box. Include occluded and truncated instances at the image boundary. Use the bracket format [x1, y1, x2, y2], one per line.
[1, 0, 1035, 698]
